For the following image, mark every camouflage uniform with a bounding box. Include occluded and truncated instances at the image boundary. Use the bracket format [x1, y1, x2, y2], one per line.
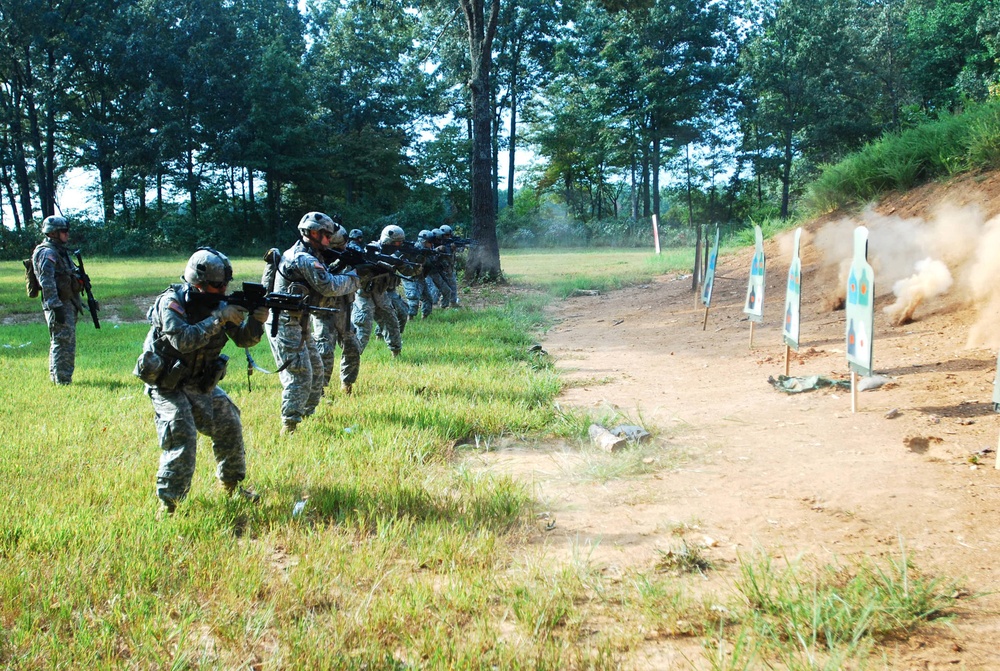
[269, 240, 359, 426]
[352, 269, 402, 354]
[139, 284, 264, 509]
[423, 250, 454, 308]
[310, 290, 361, 393]
[32, 238, 82, 384]
[402, 274, 434, 318]
[440, 244, 460, 306]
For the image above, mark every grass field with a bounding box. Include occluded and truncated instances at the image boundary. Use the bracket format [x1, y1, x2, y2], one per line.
[0, 249, 954, 669]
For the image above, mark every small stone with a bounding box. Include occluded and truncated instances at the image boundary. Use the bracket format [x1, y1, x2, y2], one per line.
[885, 408, 900, 419]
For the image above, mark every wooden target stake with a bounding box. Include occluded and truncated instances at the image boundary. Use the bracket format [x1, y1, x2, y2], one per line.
[851, 371, 858, 413]
[784, 344, 790, 376]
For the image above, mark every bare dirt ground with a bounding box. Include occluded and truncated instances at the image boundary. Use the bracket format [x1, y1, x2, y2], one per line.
[476, 176, 1000, 669]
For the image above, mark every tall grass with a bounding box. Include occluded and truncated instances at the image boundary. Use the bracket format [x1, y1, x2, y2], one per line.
[805, 99, 1000, 214]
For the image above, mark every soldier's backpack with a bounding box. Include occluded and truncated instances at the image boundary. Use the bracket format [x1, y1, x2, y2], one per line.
[23, 258, 41, 298]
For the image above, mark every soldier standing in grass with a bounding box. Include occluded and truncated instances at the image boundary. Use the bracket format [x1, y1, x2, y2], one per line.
[402, 229, 437, 319]
[439, 224, 461, 307]
[311, 222, 362, 396]
[352, 225, 406, 357]
[135, 248, 269, 516]
[31, 215, 84, 385]
[269, 212, 360, 434]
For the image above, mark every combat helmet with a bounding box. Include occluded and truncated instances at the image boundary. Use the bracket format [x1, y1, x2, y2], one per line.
[183, 247, 233, 288]
[439, 225, 454, 236]
[41, 215, 69, 235]
[349, 229, 364, 241]
[328, 224, 347, 247]
[380, 224, 405, 245]
[297, 212, 336, 238]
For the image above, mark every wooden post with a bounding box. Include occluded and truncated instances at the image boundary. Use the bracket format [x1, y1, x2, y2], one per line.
[702, 306, 710, 330]
[851, 371, 858, 413]
[749, 321, 755, 349]
[784, 344, 790, 376]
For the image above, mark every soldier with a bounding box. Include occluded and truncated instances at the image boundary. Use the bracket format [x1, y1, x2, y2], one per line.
[135, 248, 269, 516]
[31, 215, 84, 385]
[269, 212, 360, 434]
[352, 225, 406, 356]
[423, 228, 454, 309]
[439, 224, 461, 307]
[402, 229, 437, 319]
[348, 229, 365, 251]
[311, 223, 362, 396]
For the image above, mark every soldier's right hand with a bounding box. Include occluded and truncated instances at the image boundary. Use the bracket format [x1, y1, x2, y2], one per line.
[52, 305, 66, 324]
[213, 303, 246, 326]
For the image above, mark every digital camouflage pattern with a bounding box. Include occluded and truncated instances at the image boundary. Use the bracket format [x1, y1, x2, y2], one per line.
[311, 291, 361, 392]
[142, 283, 265, 508]
[352, 270, 402, 354]
[268, 239, 359, 425]
[402, 275, 434, 318]
[31, 238, 82, 384]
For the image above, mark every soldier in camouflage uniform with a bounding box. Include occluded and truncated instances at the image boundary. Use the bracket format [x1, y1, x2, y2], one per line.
[352, 225, 407, 356]
[310, 223, 362, 396]
[439, 224, 461, 307]
[31, 216, 84, 385]
[402, 229, 437, 319]
[135, 248, 269, 515]
[269, 212, 360, 433]
[423, 228, 454, 309]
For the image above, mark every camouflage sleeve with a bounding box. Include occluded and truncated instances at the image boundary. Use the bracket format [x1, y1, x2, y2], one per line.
[33, 248, 62, 310]
[293, 254, 360, 298]
[225, 313, 265, 348]
[156, 293, 226, 354]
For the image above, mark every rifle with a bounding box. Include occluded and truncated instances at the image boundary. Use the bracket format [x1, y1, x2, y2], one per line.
[322, 245, 420, 277]
[450, 237, 478, 250]
[222, 282, 339, 337]
[397, 242, 443, 265]
[73, 250, 100, 329]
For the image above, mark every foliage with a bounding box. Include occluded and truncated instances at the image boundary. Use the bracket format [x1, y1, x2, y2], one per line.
[804, 99, 1000, 213]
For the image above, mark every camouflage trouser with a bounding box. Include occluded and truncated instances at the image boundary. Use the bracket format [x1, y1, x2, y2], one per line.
[268, 319, 324, 424]
[352, 291, 401, 354]
[445, 267, 460, 306]
[44, 305, 77, 384]
[149, 383, 246, 507]
[403, 277, 434, 318]
[426, 271, 453, 308]
[311, 312, 361, 390]
[388, 289, 408, 334]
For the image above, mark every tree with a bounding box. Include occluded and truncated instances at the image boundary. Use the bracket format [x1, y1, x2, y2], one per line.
[458, 0, 502, 280]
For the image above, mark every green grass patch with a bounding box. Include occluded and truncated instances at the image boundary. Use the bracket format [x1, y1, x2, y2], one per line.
[501, 247, 694, 297]
[0, 255, 961, 668]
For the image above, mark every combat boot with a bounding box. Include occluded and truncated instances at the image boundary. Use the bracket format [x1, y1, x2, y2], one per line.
[342, 383, 353, 395]
[222, 481, 260, 503]
[390, 350, 401, 359]
[281, 419, 298, 435]
[157, 498, 176, 520]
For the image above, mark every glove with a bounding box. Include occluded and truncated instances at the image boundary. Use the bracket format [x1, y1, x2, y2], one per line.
[251, 306, 269, 323]
[213, 303, 246, 326]
[52, 305, 66, 324]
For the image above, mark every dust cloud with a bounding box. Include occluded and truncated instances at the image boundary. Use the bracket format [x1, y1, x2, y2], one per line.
[809, 201, 1000, 348]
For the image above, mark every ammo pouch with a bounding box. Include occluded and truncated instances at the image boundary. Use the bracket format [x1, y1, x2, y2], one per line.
[134, 350, 166, 386]
[133, 350, 189, 391]
[198, 354, 229, 392]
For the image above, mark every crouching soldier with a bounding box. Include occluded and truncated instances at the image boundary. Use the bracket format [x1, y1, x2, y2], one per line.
[135, 248, 269, 516]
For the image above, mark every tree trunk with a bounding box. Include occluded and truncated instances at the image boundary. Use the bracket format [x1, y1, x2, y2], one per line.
[459, 0, 502, 281]
[780, 125, 792, 219]
[98, 159, 115, 222]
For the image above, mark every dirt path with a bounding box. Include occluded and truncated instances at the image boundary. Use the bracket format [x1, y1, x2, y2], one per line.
[477, 213, 1000, 668]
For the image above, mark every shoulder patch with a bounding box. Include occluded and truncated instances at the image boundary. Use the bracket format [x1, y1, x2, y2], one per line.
[167, 300, 186, 316]
[313, 260, 326, 270]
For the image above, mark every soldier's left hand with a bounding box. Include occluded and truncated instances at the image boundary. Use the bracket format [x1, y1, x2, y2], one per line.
[251, 306, 269, 323]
